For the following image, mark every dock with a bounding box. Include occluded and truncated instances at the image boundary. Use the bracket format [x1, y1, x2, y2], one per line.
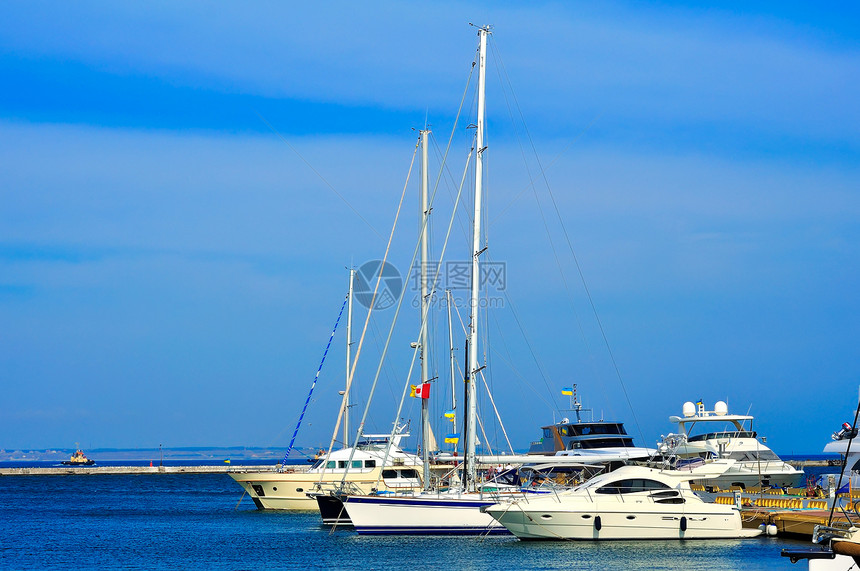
[741, 506, 859, 539]
[0, 465, 283, 476]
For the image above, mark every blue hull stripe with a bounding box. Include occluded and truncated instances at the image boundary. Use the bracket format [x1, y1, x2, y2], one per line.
[347, 497, 495, 509]
[354, 526, 511, 536]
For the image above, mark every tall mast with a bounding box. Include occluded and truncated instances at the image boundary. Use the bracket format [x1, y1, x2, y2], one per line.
[344, 268, 355, 446]
[465, 26, 488, 491]
[446, 289, 457, 451]
[419, 128, 431, 488]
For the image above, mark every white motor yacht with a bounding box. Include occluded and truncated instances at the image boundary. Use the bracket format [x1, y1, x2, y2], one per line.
[664, 400, 803, 489]
[228, 432, 422, 510]
[484, 461, 762, 540]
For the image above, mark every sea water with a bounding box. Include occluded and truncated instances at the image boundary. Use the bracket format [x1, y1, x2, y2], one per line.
[0, 473, 813, 569]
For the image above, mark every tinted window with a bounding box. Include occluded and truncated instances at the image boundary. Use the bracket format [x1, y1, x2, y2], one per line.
[365, 460, 376, 468]
[400, 469, 419, 479]
[596, 479, 671, 494]
[382, 469, 397, 478]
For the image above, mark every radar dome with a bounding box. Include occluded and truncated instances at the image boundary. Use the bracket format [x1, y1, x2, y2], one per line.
[682, 401, 696, 417]
[715, 401, 728, 416]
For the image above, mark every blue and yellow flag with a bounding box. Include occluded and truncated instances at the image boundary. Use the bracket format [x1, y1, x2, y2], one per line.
[444, 409, 455, 421]
[444, 433, 460, 444]
[696, 399, 703, 407]
[561, 387, 574, 396]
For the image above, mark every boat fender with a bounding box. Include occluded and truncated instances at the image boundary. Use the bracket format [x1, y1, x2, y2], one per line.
[594, 516, 601, 531]
[680, 516, 687, 532]
[767, 524, 778, 536]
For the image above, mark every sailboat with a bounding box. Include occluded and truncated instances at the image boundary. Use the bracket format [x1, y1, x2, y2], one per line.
[329, 26, 515, 535]
[228, 269, 424, 510]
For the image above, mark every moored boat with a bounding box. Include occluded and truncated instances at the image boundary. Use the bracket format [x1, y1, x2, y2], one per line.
[485, 461, 762, 540]
[228, 431, 422, 510]
[664, 400, 803, 490]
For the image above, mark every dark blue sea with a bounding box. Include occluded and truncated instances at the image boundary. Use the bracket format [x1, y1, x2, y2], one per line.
[0, 472, 820, 569]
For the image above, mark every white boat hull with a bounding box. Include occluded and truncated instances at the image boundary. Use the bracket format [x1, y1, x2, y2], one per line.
[229, 468, 419, 511]
[343, 493, 510, 535]
[487, 501, 759, 540]
[698, 462, 804, 490]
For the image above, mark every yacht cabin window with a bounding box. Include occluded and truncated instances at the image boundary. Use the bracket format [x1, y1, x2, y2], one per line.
[595, 479, 671, 495]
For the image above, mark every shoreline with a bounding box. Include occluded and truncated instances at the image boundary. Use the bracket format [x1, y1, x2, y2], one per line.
[0, 464, 285, 476]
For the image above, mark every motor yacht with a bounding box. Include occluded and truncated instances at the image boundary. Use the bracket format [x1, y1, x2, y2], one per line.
[663, 400, 803, 489]
[228, 431, 422, 510]
[484, 461, 762, 540]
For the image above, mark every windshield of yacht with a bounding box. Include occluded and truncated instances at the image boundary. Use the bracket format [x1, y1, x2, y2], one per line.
[688, 430, 756, 442]
[356, 436, 391, 449]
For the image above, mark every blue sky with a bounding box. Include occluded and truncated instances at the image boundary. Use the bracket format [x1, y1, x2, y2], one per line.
[2, 1, 859, 456]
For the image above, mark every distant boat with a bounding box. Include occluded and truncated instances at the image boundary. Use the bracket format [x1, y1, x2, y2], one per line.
[61, 449, 95, 466]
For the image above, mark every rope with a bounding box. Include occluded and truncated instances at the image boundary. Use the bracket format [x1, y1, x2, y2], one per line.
[317, 139, 419, 486]
[280, 295, 349, 468]
[364, 144, 475, 491]
[827, 398, 860, 528]
[492, 38, 641, 443]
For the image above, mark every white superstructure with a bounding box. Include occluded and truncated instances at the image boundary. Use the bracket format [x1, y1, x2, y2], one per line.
[485, 461, 762, 540]
[664, 400, 803, 489]
[229, 432, 422, 510]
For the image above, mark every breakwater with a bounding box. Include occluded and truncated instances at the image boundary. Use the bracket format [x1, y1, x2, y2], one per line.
[0, 465, 280, 476]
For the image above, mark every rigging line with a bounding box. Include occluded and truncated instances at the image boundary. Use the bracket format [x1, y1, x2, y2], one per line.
[490, 42, 606, 412]
[368, 314, 404, 407]
[493, 52, 590, 362]
[367, 145, 476, 488]
[345, 140, 475, 488]
[486, 39, 604, 228]
[339, 46, 481, 485]
[430, 134, 472, 248]
[488, 112, 602, 228]
[484, 249, 559, 410]
[487, 310, 555, 411]
[280, 294, 348, 467]
[252, 110, 384, 241]
[477, 367, 514, 454]
[492, 41, 641, 443]
[317, 138, 419, 486]
[828, 397, 860, 528]
[476, 412, 494, 458]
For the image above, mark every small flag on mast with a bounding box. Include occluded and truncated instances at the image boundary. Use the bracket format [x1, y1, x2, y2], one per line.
[410, 382, 431, 399]
[561, 387, 574, 396]
[444, 433, 460, 444]
[444, 409, 455, 421]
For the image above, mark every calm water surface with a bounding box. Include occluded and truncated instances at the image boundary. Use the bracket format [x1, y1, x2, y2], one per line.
[0, 473, 812, 569]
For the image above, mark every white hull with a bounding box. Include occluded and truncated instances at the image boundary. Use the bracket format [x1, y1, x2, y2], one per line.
[701, 462, 805, 490]
[486, 463, 761, 541]
[229, 468, 420, 510]
[343, 492, 510, 535]
[809, 555, 856, 571]
[487, 501, 758, 540]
